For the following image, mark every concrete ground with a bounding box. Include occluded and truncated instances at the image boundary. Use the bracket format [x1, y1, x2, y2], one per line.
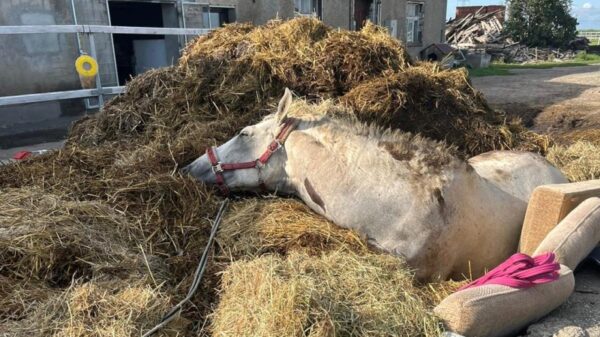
[472, 65, 600, 337]
[524, 265, 600, 337]
[472, 64, 600, 144]
[0, 140, 64, 164]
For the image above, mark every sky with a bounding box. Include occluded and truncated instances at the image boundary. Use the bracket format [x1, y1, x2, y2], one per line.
[446, 0, 600, 30]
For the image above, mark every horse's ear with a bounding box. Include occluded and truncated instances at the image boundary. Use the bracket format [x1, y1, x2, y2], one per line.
[276, 88, 293, 123]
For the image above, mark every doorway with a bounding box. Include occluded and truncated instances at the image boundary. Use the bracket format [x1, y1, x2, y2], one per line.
[354, 0, 374, 30]
[108, 1, 179, 85]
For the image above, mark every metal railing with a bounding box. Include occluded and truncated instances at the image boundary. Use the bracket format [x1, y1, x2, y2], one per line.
[0, 24, 213, 108]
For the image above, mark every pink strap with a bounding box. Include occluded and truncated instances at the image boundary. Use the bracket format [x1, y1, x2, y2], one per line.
[460, 252, 560, 290]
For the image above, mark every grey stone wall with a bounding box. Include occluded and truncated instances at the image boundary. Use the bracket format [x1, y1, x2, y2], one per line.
[322, 0, 351, 29]
[0, 0, 81, 96]
[236, 0, 294, 25]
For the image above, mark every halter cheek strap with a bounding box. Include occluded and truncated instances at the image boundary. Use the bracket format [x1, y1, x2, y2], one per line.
[206, 119, 298, 196]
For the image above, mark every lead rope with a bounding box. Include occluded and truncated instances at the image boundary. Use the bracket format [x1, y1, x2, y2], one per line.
[142, 198, 230, 337]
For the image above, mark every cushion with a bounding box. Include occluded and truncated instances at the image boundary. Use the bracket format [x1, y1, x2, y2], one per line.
[533, 197, 600, 270]
[519, 180, 600, 255]
[434, 265, 574, 337]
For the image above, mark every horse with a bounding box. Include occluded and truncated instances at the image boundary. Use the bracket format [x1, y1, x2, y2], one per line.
[183, 89, 567, 281]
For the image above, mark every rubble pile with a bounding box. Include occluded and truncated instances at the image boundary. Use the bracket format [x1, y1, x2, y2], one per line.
[446, 9, 505, 45]
[446, 7, 580, 63]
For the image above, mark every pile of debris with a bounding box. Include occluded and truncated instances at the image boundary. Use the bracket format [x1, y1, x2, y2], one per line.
[471, 44, 578, 63]
[446, 8, 506, 45]
[446, 7, 579, 63]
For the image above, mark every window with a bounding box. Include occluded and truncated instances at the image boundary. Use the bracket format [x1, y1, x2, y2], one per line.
[294, 0, 321, 17]
[202, 7, 233, 29]
[406, 2, 424, 44]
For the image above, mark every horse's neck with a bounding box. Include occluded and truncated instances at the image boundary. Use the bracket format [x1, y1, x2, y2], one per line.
[284, 122, 415, 223]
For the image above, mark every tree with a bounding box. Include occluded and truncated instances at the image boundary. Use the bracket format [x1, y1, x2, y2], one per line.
[504, 0, 578, 47]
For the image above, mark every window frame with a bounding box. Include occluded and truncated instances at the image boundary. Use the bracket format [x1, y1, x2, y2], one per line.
[406, 2, 424, 46]
[294, 0, 322, 18]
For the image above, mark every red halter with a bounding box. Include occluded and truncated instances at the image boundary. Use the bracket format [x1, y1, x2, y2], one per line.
[206, 119, 298, 195]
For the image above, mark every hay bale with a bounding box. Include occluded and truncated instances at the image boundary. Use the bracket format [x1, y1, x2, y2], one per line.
[547, 141, 600, 182]
[211, 251, 455, 337]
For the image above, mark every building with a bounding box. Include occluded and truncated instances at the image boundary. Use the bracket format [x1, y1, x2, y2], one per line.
[0, 0, 447, 148]
[455, 5, 506, 23]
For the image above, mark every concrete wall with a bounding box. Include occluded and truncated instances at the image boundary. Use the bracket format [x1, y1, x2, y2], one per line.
[381, 0, 447, 58]
[0, 0, 81, 96]
[236, 0, 294, 25]
[322, 0, 352, 30]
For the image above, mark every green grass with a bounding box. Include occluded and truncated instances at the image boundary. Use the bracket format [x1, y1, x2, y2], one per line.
[469, 52, 600, 77]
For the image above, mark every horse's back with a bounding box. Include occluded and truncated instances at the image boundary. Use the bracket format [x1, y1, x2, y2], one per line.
[468, 151, 567, 202]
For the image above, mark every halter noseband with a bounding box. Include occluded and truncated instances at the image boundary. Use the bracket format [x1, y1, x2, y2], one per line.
[206, 119, 298, 195]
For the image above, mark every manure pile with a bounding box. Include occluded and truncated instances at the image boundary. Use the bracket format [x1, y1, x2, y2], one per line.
[0, 17, 562, 336]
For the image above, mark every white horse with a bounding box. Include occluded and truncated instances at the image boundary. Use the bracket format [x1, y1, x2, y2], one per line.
[183, 89, 567, 281]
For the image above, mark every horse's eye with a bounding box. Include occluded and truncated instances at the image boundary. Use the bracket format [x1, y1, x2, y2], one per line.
[239, 130, 250, 137]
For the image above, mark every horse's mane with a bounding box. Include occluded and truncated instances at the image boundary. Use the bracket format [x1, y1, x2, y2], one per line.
[285, 99, 461, 176]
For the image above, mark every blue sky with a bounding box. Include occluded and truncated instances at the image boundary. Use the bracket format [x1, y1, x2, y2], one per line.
[446, 0, 600, 30]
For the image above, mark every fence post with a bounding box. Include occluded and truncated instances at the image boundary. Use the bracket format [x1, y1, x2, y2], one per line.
[88, 32, 104, 107]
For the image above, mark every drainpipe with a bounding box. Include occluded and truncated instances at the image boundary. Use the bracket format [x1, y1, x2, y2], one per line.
[105, 0, 120, 86]
[70, 0, 83, 54]
[349, 0, 353, 30]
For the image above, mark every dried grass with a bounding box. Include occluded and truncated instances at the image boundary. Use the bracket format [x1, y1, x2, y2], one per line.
[546, 141, 600, 181]
[553, 128, 600, 146]
[1, 279, 179, 337]
[341, 63, 550, 156]
[212, 251, 458, 337]
[216, 198, 368, 259]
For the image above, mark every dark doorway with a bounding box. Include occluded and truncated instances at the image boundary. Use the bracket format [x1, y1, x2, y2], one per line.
[109, 1, 178, 85]
[202, 6, 234, 28]
[354, 0, 374, 30]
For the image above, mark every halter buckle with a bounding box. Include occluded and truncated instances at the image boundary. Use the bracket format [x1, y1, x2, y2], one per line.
[212, 162, 224, 174]
[270, 139, 283, 152]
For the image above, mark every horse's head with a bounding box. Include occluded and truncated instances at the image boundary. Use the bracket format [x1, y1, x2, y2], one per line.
[182, 89, 295, 195]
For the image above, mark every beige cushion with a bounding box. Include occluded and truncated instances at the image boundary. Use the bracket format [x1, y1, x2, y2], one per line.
[520, 180, 600, 255]
[434, 265, 574, 337]
[533, 197, 600, 270]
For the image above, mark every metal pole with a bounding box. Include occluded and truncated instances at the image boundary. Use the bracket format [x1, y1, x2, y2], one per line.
[70, 0, 83, 53]
[105, 0, 120, 86]
[88, 33, 104, 107]
[182, 1, 188, 45]
[207, 4, 212, 29]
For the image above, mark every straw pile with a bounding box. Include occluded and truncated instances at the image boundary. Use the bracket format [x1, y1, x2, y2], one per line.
[66, 17, 545, 158]
[212, 251, 454, 337]
[547, 141, 600, 182]
[0, 17, 558, 336]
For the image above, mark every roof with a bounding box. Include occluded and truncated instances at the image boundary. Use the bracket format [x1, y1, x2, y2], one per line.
[423, 43, 456, 55]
